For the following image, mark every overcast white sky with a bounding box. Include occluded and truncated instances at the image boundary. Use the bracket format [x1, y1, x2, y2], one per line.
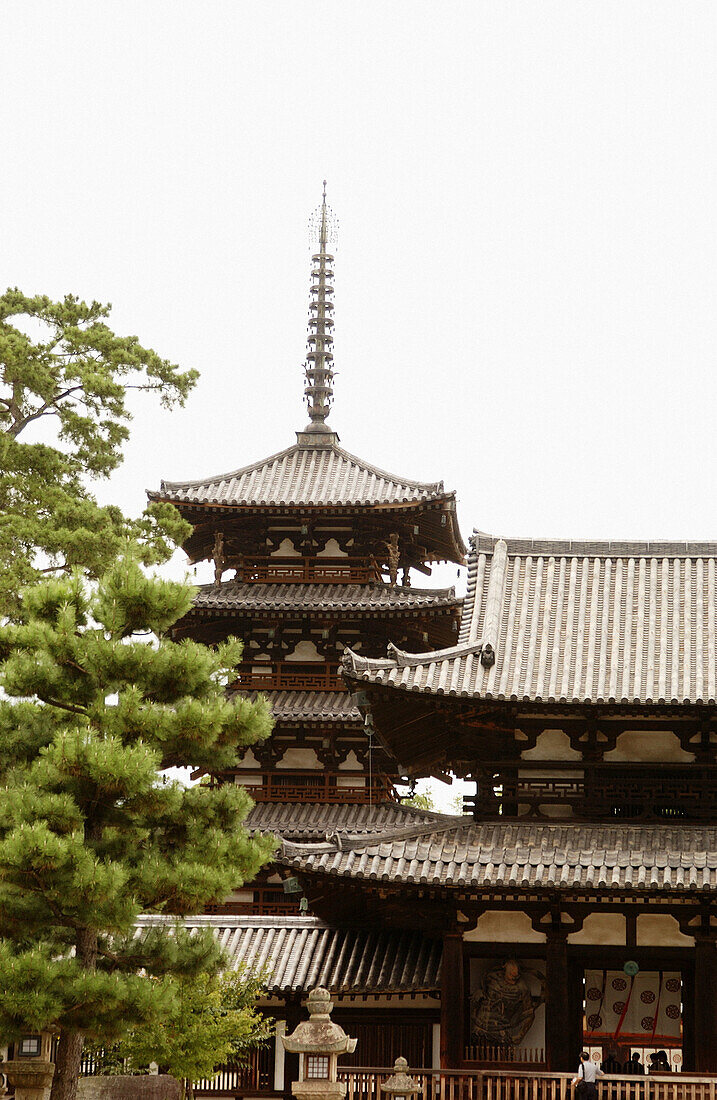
[3, 1, 717, 559]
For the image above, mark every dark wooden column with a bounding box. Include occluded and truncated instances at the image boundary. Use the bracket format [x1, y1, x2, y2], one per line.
[282, 996, 302, 1100]
[545, 930, 571, 1071]
[440, 930, 464, 1069]
[693, 936, 717, 1072]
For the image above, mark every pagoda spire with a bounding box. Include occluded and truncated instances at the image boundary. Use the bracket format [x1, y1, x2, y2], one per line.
[298, 181, 339, 445]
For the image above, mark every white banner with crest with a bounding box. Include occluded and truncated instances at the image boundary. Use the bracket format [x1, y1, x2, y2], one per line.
[584, 971, 681, 1045]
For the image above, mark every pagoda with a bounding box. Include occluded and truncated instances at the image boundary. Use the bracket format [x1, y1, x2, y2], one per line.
[149, 184, 465, 916]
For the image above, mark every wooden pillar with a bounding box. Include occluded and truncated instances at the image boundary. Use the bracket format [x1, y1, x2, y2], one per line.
[282, 996, 302, 1100]
[693, 937, 717, 1072]
[545, 930, 571, 1071]
[440, 930, 464, 1069]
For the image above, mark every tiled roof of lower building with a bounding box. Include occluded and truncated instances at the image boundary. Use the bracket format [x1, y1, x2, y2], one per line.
[238, 690, 362, 724]
[280, 821, 717, 894]
[192, 581, 459, 615]
[344, 531, 717, 706]
[246, 800, 468, 839]
[136, 915, 441, 994]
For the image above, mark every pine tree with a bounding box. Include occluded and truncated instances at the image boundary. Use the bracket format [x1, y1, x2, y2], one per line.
[0, 559, 276, 1100]
[0, 289, 197, 614]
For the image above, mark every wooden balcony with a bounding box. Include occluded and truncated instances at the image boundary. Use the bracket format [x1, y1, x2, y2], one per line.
[204, 891, 301, 916]
[465, 765, 717, 822]
[248, 771, 398, 804]
[232, 662, 344, 691]
[235, 556, 380, 584]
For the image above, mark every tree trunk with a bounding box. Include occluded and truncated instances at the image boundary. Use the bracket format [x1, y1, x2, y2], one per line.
[50, 1029, 85, 1100]
[49, 927, 98, 1100]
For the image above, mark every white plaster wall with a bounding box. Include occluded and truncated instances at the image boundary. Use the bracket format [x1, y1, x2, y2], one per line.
[432, 1023, 441, 1069]
[604, 730, 694, 763]
[533, 804, 574, 819]
[463, 910, 546, 943]
[270, 537, 302, 557]
[274, 1021, 286, 1091]
[225, 889, 253, 903]
[316, 537, 348, 557]
[568, 914, 626, 945]
[276, 747, 321, 769]
[521, 729, 582, 761]
[236, 749, 260, 768]
[338, 750, 363, 771]
[285, 639, 323, 662]
[637, 914, 694, 947]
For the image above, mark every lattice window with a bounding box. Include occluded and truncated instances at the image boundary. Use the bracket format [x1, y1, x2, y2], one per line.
[306, 1056, 330, 1079]
[18, 1036, 42, 1058]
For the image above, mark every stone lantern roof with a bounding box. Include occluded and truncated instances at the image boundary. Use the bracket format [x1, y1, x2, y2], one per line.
[282, 988, 357, 1055]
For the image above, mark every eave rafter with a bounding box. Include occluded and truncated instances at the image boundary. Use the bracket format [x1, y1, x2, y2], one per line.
[152, 497, 465, 569]
[276, 859, 716, 936]
[348, 677, 717, 778]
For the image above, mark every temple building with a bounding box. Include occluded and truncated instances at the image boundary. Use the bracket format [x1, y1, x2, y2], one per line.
[150, 188, 717, 1085]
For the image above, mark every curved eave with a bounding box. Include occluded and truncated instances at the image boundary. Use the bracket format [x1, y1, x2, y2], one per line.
[347, 676, 717, 708]
[277, 821, 717, 895]
[187, 581, 462, 617]
[345, 668, 717, 715]
[147, 441, 461, 514]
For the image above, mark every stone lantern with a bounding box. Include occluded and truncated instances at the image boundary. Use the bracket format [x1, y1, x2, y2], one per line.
[381, 1058, 421, 1100]
[282, 988, 357, 1100]
[3, 1032, 55, 1100]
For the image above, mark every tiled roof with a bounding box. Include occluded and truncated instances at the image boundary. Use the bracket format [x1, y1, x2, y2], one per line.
[150, 441, 453, 509]
[238, 690, 362, 725]
[136, 915, 441, 994]
[246, 800, 467, 839]
[344, 532, 717, 706]
[280, 821, 717, 894]
[192, 581, 459, 615]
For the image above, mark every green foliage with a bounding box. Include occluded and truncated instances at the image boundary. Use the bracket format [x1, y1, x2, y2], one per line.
[94, 967, 273, 1086]
[0, 289, 197, 614]
[451, 792, 467, 815]
[0, 561, 276, 1052]
[400, 787, 436, 812]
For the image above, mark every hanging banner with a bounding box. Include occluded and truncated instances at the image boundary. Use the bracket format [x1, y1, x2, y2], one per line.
[584, 970, 682, 1045]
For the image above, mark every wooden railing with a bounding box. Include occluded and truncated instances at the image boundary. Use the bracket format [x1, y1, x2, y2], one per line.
[339, 1070, 717, 1100]
[236, 556, 380, 584]
[464, 1046, 545, 1064]
[249, 771, 396, 804]
[232, 663, 343, 691]
[463, 765, 717, 823]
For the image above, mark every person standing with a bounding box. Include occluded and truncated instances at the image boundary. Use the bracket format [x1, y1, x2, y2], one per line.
[572, 1052, 605, 1100]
